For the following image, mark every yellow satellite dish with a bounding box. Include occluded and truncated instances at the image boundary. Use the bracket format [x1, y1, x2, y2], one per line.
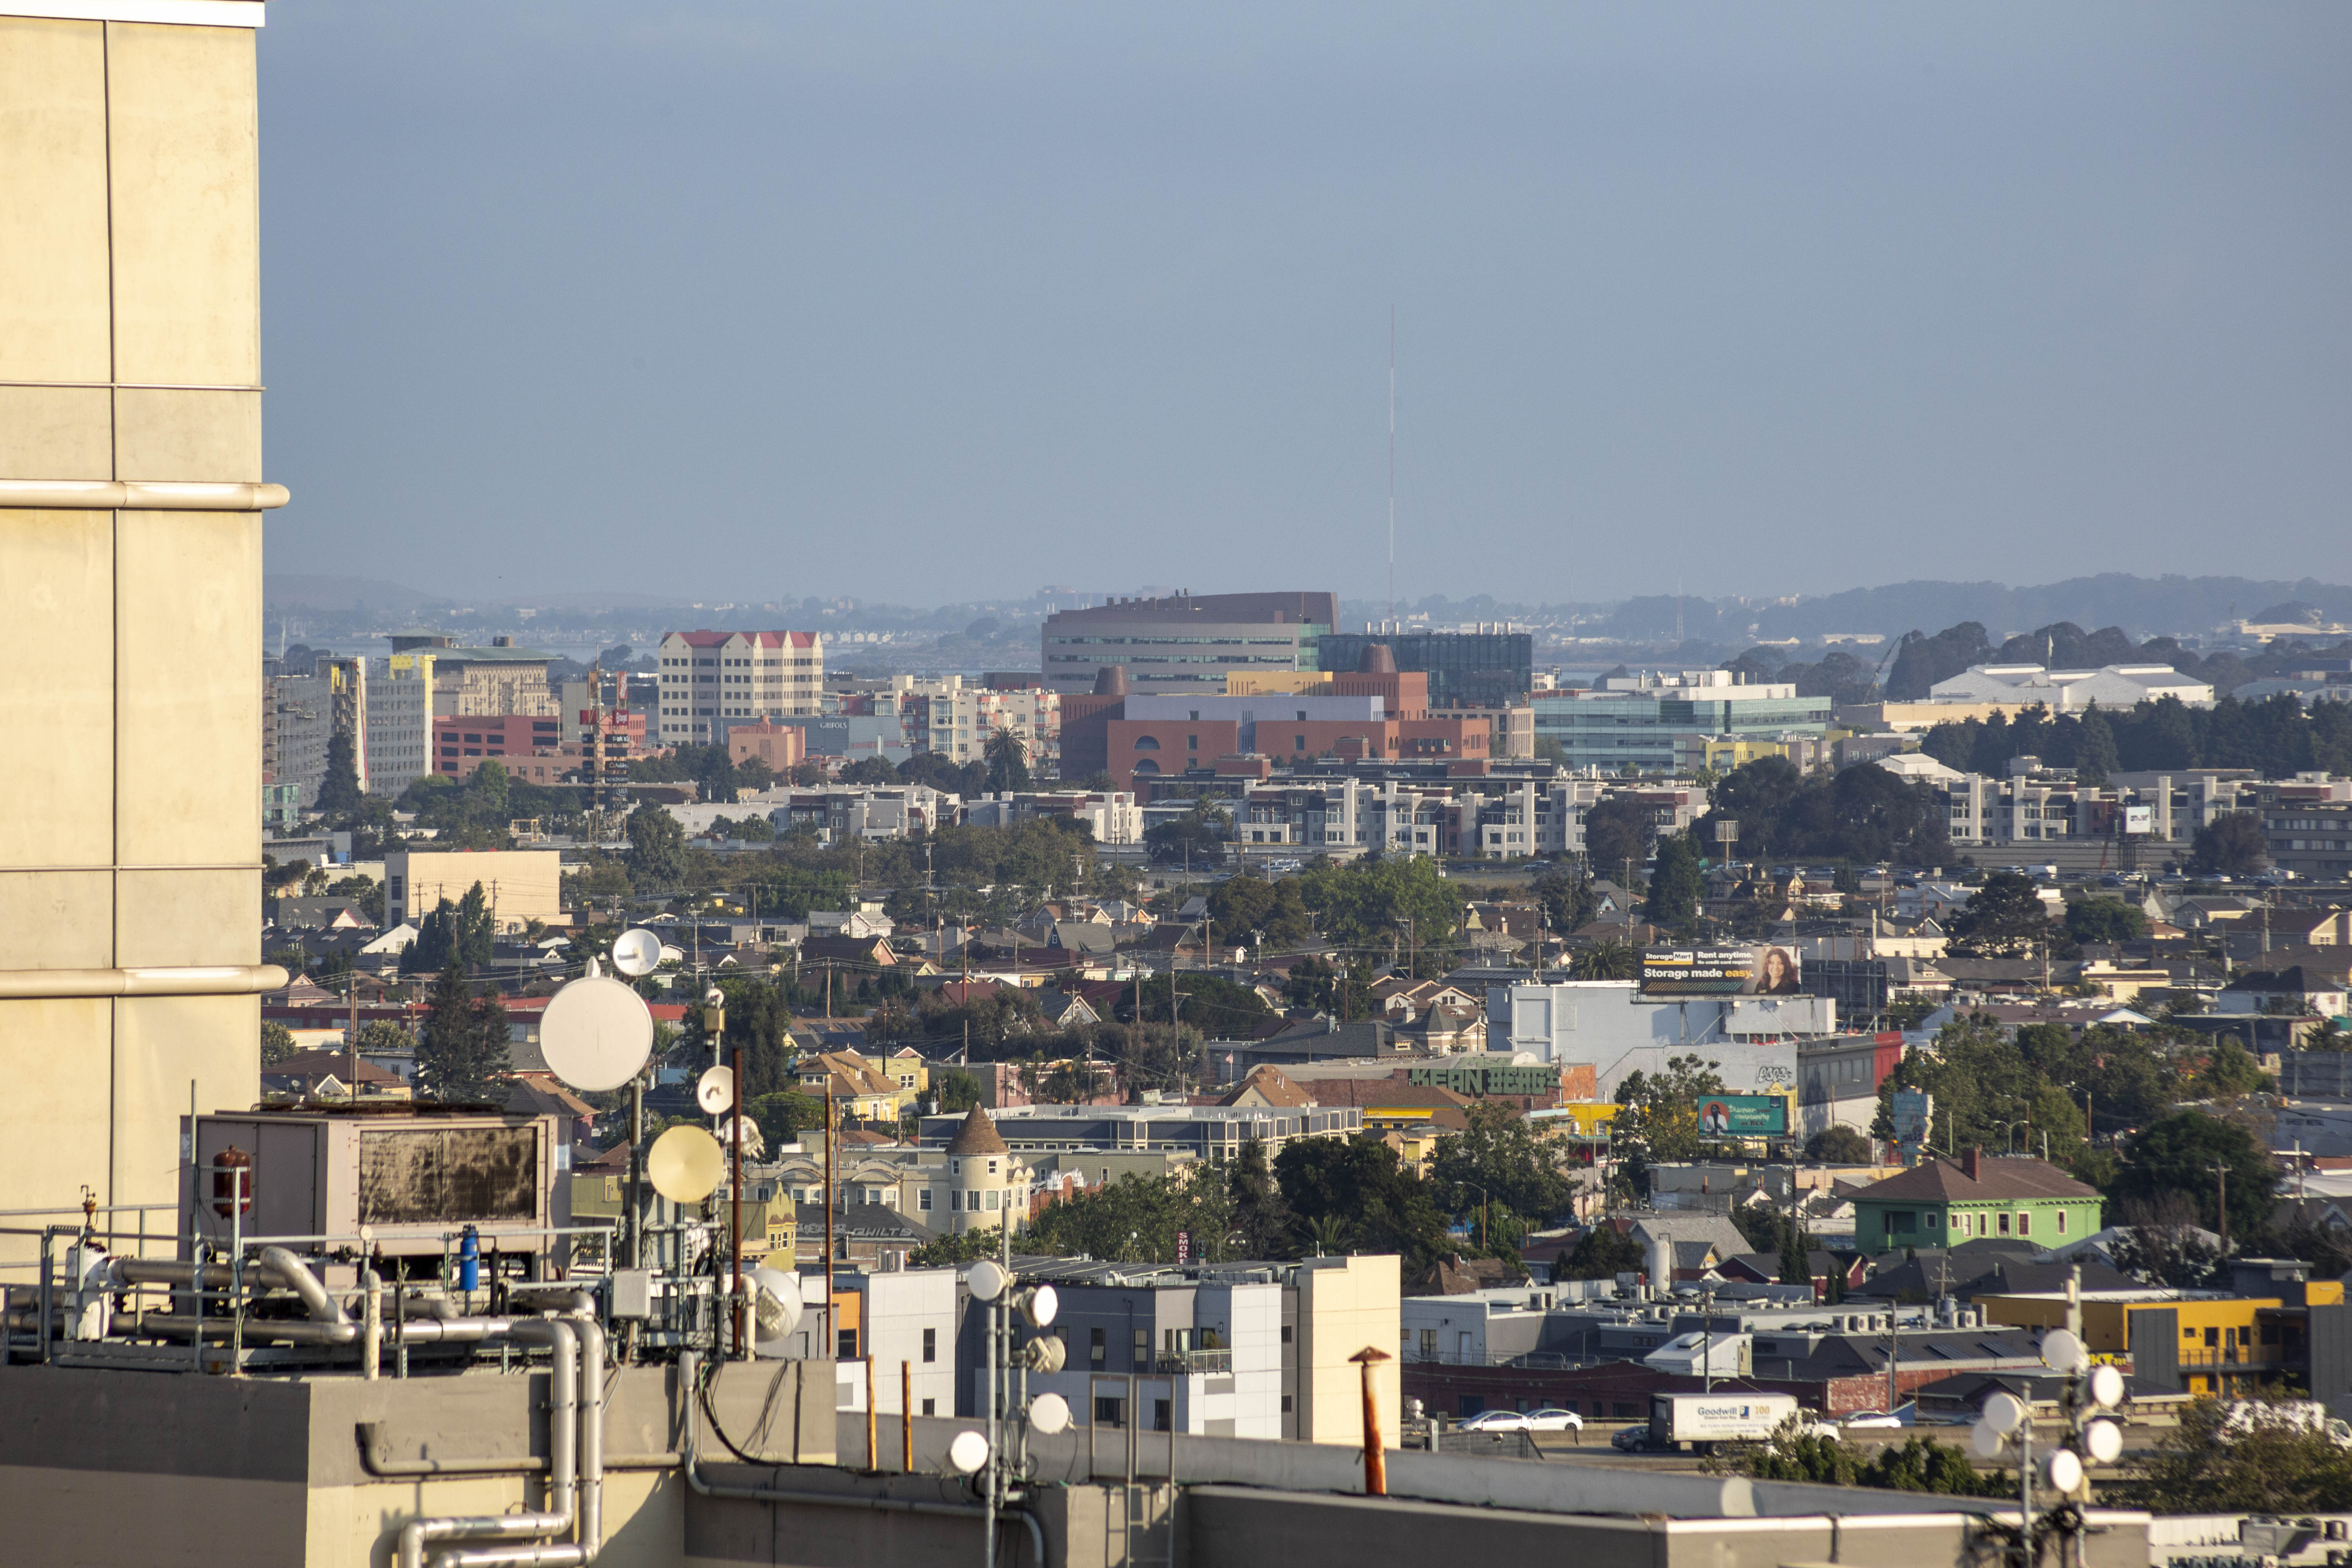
[647, 1125, 726, 1204]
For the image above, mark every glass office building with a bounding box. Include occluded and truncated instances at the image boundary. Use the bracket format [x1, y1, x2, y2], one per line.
[1318, 630, 1533, 708]
[1530, 672, 1831, 773]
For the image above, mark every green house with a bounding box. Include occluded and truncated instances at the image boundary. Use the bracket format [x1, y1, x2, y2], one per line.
[1851, 1149, 2102, 1256]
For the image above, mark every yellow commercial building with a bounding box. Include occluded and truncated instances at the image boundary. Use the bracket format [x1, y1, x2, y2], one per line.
[1980, 1283, 2344, 1398]
[0, 2, 288, 1247]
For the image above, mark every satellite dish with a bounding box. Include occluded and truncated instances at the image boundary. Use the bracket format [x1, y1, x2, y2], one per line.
[1028, 1392, 1071, 1437]
[2087, 1364, 2125, 1410]
[697, 1065, 736, 1115]
[1971, 1420, 2006, 1459]
[647, 1125, 726, 1203]
[2043, 1448, 2083, 1493]
[747, 1265, 804, 1356]
[539, 976, 655, 1092]
[947, 1430, 991, 1475]
[2084, 1418, 2123, 1464]
[1981, 1391, 2027, 1437]
[967, 1260, 1008, 1302]
[611, 928, 662, 978]
[714, 1113, 764, 1160]
[2040, 1328, 2088, 1374]
[1024, 1283, 1059, 1329]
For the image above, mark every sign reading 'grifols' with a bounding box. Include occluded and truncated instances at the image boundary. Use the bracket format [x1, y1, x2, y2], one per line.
[1639, 945, 1803, 998]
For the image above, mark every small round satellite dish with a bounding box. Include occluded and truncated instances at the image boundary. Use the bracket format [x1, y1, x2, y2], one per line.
[611, 928, 662, 978]
[2043, 1448, 2083, 1493]
[1025, 1283, 1058, 1330]
[704, 987, 726, 1009]
[714, 1114, 764, 1160]
[647, 1125, 726, 1204]
[2040, 1328, 2088, 1374]
[748, 1265, 804, 1356]
[2087, 1363, 2125, 1410]
[1981, 1391, 2027, 1437]
[2084, 1418, 2123, 1465]
[1971, 1420, 2006, 1460]
[697, 1065, 736, 1115]
[1028, 1392, 1071, 1437]
[539, 976, 655, 1092]
[967, 1260, 1008, 1302]
[947, 1430, 991, 1475]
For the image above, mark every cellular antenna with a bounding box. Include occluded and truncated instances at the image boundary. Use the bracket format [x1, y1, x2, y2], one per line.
[1388, 307, 1396, 626]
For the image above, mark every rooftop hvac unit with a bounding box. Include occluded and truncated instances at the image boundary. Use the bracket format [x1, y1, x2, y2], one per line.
[183, 1106, 563, 1260]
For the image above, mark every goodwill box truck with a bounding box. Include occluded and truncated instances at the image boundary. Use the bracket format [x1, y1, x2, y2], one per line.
[1648, 1393, 1799, 1452]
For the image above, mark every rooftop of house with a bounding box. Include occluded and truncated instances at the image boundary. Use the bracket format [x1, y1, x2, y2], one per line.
[1852, 1152, 2100, 1205]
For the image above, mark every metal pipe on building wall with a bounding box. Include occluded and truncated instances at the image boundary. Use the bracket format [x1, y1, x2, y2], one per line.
[396, 1316, 588, 1568]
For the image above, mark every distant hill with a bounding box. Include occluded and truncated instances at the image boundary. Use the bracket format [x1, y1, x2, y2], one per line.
[1595, 575, 2352, 644]
[264, 574, 450, 614]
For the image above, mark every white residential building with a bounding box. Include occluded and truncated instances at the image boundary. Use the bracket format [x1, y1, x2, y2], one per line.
[363, 653, 437, 798]
[1927, 663, 2213, 711]
[963, 791, 1144, 845]
[655, 629, 824, 747]
[927, 685, 1062, 771]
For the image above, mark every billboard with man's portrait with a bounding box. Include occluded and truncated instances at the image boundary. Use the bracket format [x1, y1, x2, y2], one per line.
[1639, 945, 1804, 999]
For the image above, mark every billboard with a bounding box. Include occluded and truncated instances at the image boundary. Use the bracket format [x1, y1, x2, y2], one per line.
[1890, 1089, 1934, 1147]
[1696, 1094, 1788, 1137]
[1640, 945, 1803, 998]
[2123, 805, 2154, 836]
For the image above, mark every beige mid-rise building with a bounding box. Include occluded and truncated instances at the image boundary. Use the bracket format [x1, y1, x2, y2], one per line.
[385, 848, 564, 933]
[0, 0, 286, 1243]
[656, 628, 825, 746]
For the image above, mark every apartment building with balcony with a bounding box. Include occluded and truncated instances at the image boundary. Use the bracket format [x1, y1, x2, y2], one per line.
[1529, 670, 1831, 775]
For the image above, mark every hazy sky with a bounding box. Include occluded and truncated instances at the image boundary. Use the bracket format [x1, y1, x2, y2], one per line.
[258, 3, 2352, 606]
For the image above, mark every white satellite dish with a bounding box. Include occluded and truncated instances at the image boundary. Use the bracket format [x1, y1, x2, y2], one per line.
[647, 1125, 726, 1204]
[713, 1113, 764, 1160]
[747, 1265, 804, 1356]
[697, 1065, 736, 1115]
[611, 928, 662, 978]
[1028, 1392, 1071, 1437]
[539, 975, 655, 1093]
[947, 1430, 991, 1475]
[967, 1260, 1008, 1302]
[2040, 1328, 2088, 1374]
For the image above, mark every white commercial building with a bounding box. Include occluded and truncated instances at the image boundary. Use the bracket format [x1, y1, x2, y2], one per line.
[963, 791, 1144, 845]
[656, 629, 824, 747]
[1927, 663, 2213, 711]
[1489, 980, 1829, 1098]
[362, 653, 436, 798]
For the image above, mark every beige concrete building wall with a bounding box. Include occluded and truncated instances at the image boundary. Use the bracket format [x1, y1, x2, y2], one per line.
[0, 4, 283, 1245]
[387, 848, 565, 930]
[1294, 1253, 1402, 1448]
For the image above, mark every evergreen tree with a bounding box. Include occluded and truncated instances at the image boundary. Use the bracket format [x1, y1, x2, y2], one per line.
[2076, 706, 2120, 783]
[626, 802, 688, 886]
[1644, 832, 1704, 928]
[416, 958, 511, 1103]
[316, 730, 365, 817]
[402, 898, 458, 974]
[455, 880, 495, 967]
[1226, 1136, 1292, 1258]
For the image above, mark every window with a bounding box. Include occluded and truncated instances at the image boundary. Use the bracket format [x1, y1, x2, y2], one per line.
[918, 1189, 932, 1211]
[984, 1189, 1000, 1211]
[1132, 735, 1160, 751]
[1927, 1213, 1940, 1229]
[839, 1329, 858, 1358]
[1419, 1328, 1437, 1359]
[922, 1399, 936, 1416]
[1187, 735, 1198, 751]
[2056, 1211, 2068, 1234]
[966, 1191, 980, 1212]
[1281, 1324, 1292, 1343]
[1281, 1395, 1293, 1414]
[2206, 1326, 2220, 1348]
[1998, 1212, 2011, 1236]
[2018, 1213, 2031, 1236]
[1134, 1329, 1149, 1368]
[923, 1327, 937, 1363]
[1091, 1326, 1106, 1365]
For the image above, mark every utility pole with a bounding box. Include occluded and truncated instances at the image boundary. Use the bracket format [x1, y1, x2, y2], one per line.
[2209, 1163, 2230, 1254]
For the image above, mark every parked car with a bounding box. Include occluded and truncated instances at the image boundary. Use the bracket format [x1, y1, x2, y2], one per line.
[1842, 1410, 1903, 1429]
[1611, 1425, 1661, 1453]
[1525, 1409, 1584, 1432]
[1457, 1409, 1533, 1432]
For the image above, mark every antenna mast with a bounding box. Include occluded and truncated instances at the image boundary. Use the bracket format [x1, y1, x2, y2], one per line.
[1388, 308, 1396, 626]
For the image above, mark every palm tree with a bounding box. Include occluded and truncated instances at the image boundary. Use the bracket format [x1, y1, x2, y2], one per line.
[983, 728, 1031, 793]
[1571, 939, 1639, 981]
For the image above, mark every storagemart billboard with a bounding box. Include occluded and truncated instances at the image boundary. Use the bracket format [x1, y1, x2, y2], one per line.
[1639, 945, 1803, 999]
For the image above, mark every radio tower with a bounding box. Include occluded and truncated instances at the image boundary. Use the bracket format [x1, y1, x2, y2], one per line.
[1388, 309, 1396, 627]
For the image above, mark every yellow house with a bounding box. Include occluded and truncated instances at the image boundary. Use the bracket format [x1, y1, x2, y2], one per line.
[1363, 1104, 1465, 1177]
[1539, 1101, 1622, 1143]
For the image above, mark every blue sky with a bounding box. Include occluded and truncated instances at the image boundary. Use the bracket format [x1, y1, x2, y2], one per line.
[258, 2, 2352, 604]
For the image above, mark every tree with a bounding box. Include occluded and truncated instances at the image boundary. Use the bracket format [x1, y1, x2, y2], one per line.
[2191, 813, 2268, 877]
[2110, 1110, 2278, 1242]
[261, 1020, 297, 1066]
[747, 1090, 824, 1149]
[1945, 872, 2051, 958]
[2075, 707, 2120, 783]
[1644, 833, 1704, 928]
[1428, 1102, 1572, 1235]
[403, 897, 458, 974]
[453, 880, 495, 969]
[1226, 1136, 1293, 1258]
[929, 1067, 986, 1115]
[2106, 1193, 2226, 1288]
[626, 802, 688, 887]
[1581, 796, 1648, 882]
[1869, 1018, 2087, 1168]
[908, 1229, 1001, 1267]
[1553, 1223, 1644, 1281]
[2131, 1394, 2352, 1512]
[316, 730, 365, 817]
[1611, 1053, 1729, 1185]
[414, 958, 512, 1103]
[1273, 1135, 1452, 1265]
[1569, 939, 1639, 980]
[840, 756, 900, 786]
[2066, 895, 2149, 946]
[1805, 1125, 1873, 1163]
[1529, 870, 1599, 938]
[983, 728, 1032, 793]
[1144, 802, 1229, 867]
[353, 1018, 413, 1056]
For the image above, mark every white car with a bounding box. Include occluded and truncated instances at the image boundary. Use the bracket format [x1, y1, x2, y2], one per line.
[1842, 1410, 1903, 1429]
[1525, 1409, 1585, 1432]
[1457, 1409, 1534, 1432]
